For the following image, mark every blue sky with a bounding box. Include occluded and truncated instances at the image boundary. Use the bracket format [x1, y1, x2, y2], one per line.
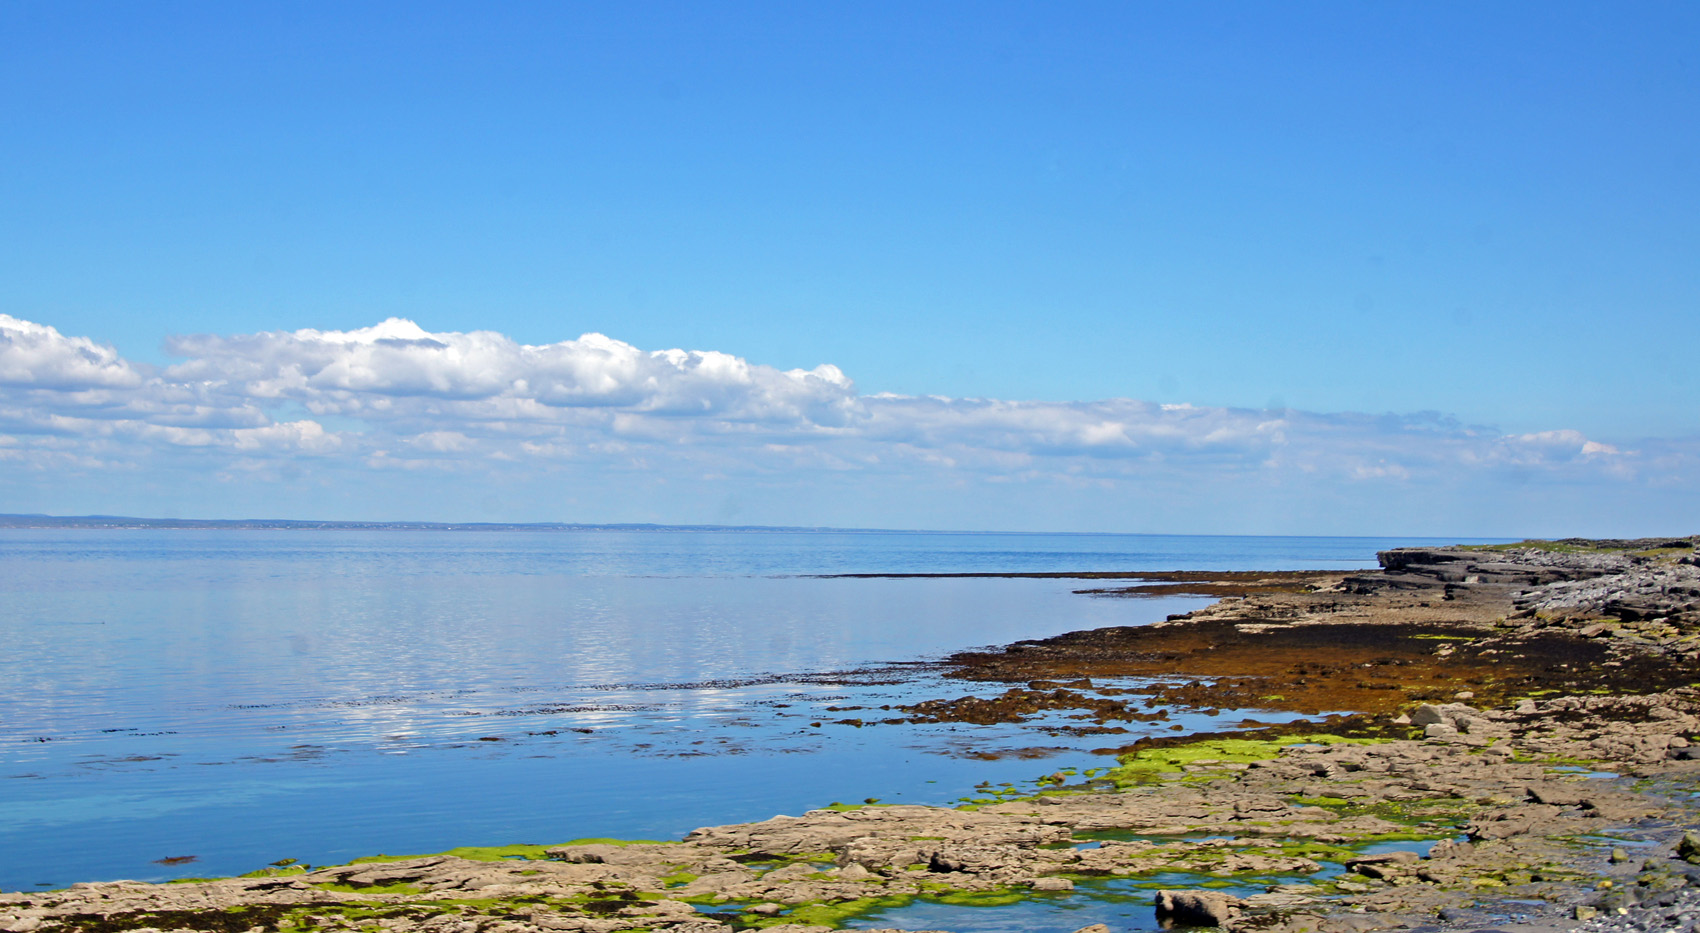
[1, 2, 1696, 534]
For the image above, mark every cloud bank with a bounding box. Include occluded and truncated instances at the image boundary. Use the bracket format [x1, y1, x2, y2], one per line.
[1, 314, 1693, 533]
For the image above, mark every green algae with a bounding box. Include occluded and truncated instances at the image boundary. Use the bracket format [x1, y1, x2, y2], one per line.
[1105, 733, 1386, 787]
[1289, 795, 1351, 806]
[309, 882, 424, 895]
[343, 837, 668, 867]
[745, 882, 1050, 929]
[746, 893, 911, 928]
[347, 844, 555, 864]
[1243, 840, 1360, 862]
[237, 866, 308, 880]
[658, 869, 698, 888]
[1285, 791, 1478, 829]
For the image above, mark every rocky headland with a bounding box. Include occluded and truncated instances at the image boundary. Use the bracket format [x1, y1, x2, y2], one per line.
[6, 538, 1700, 933]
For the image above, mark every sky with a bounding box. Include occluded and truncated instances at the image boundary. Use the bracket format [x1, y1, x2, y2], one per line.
[1, 1, 1696, 536]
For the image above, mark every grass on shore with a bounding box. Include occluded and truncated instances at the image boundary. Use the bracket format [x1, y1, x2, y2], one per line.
[1461, 538, 1696, 556]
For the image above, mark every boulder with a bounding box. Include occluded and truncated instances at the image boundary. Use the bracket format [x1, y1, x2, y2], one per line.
[1344, 851, 1418, 880]
[761, 862, 820, 882]
[1678, 831, 1700, 863]
[1411, 705, 1450, 727]
[1427, 839, 1472, 860]
[1411, 703, 1495, 735]
[1523, 782, 1590, 806]
[544, 844, 624, 864]
[1155, 889, 1242, 927]
[925, 844, 1026, 874]
[837, 862, 875, 881]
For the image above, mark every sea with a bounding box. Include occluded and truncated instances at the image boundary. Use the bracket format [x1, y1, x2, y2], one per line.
[0, 528, 1492, 897]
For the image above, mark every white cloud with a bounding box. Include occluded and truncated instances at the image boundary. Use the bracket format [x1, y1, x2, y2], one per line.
[0, 315, 1693, 523]
[163, 319, 858, 426]
[0, 315, 143, 390]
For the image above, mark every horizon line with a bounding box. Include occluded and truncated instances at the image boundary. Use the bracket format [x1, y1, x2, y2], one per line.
[0, 511, 1510, 540]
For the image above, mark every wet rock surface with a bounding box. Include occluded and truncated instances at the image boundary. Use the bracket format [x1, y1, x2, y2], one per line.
[6, 540, 1700, 933]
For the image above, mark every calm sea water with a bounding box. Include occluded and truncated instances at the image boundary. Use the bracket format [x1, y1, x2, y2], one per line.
[0, 529, 1485, 893]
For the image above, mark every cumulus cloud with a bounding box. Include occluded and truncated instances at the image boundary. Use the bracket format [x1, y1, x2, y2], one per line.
[0, 315, 1688, 503]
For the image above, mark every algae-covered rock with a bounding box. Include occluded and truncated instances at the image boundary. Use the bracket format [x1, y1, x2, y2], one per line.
[1679, 830, 1700, 863]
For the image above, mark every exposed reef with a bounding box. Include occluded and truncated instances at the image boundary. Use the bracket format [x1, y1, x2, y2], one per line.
[6, 539, 1700, 933]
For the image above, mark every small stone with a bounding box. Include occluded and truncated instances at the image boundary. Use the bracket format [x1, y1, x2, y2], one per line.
[747, 903, 785, 917]
[1454, 691, 1475, 700]
[1610, 847, 1630, 864]
[1573, 905, 1598, 921]
[1031, 877, 1074, 892]
[1070, 926, 1112, 933]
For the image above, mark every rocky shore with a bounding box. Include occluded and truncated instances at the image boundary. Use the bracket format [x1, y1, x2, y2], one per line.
[6, 538, 1700, 933]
